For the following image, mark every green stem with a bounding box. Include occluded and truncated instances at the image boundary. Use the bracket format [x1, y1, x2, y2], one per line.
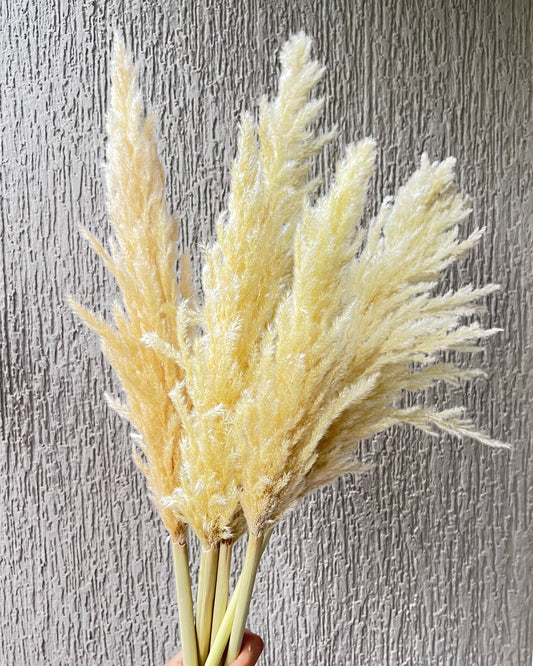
[210, 541, 232, 648]
[204, 571, 241, 666]
[196, 545, 220, 665]
[204, 530, 273, 666]
[225, 534, 263, 665]
[172, 541, 198, 666]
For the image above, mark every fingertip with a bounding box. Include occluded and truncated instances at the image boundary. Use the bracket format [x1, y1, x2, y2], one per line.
[232, 630, 264, 664]
[246, 631, 264, 657]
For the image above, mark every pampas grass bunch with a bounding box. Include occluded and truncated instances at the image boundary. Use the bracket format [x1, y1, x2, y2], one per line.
[72, 33, 505, 665]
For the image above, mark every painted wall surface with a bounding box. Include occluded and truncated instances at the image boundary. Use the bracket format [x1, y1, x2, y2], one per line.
[1, 1, 531, 664]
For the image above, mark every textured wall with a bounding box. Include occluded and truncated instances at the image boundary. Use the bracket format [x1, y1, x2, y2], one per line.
[1, 1, 532, 664]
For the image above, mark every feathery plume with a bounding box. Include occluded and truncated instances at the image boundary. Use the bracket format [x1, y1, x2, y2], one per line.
[158, 33, 334, 549]
[234, 151, 504, 537]
[70, 39, 192, 543]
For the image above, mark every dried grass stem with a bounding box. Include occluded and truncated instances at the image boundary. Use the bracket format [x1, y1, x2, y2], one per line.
[196, 546, 220, 664]
[172, 541, 198, 666]
[225, 534, 263, 665]
[210, 541, 233, 649]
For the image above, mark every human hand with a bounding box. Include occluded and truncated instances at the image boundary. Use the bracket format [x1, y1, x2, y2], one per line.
[165, 630, 264, 666]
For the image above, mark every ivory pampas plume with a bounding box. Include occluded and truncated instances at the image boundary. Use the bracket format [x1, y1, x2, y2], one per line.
[73, 32, 506, 666]
[70, 40, 198, 666]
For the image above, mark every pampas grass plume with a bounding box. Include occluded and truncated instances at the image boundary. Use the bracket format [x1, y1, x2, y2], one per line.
[71, 39, 195, 543]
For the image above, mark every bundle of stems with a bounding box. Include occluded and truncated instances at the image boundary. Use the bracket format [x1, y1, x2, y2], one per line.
[72, 33, 506, 665]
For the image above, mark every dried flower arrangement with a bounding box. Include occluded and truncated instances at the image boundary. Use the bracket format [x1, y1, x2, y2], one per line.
[71, 33, 506, 665]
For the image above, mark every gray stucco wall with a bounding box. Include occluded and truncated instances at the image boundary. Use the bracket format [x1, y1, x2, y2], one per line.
[1, 1, 531, 664]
